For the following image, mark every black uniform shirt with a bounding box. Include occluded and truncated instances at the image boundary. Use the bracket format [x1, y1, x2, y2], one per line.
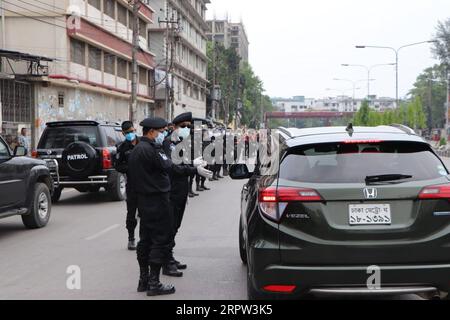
[163, 137, 197, 195]
[128, 137, 172, 195]
[115, 139, 139, 175]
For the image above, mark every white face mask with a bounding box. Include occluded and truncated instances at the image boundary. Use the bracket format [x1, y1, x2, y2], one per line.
[177, 127, 191, 139]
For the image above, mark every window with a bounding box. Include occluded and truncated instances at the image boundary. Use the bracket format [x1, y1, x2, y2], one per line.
[38, 127, 99, 149]
[104, 53, 116, 75]
[139, 67, 147, 85]
[279, 142, 447, 184]
[88, 0, 101, 10]
[70, 38, 85, 65]
[104, 0, 115, 19]
[0, 138, 10, 160]
[58, 92, 65, 108]
[103, 126, 121, 147]
[118, 3, 128, 26]
[117, 58, 128, 78]
[139, 19, 147, 38]
[89, 46, 102, 71]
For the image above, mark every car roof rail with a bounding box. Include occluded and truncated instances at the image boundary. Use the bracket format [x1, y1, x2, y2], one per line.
[388, 124, 416, 135]
[278, 127, 293, 138]
[46, 120, 99, 127]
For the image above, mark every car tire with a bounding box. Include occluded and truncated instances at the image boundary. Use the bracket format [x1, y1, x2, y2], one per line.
[51, 186, 63, 203]
[22, 183, 51, 229]
[239, 218, 248, 264]
[108, 171, 126, 202]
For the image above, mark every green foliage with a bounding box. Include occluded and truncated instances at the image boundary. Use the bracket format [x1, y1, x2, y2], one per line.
[409, 64, 448, 129]
[433, 18, 450, 66]
[440, 137, 447, 146]
[207, 42, 273, 128]
[352, 98, 426, 129]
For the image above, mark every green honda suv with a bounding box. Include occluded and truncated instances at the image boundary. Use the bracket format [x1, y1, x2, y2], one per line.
[230, 125, 450, 300]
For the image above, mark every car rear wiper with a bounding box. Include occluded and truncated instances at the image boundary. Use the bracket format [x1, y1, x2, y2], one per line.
[365, 174, 413, 184]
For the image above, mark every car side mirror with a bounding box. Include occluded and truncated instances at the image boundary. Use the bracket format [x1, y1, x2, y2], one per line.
[14, 146, 27, 157]
[229, 164, 253, 180]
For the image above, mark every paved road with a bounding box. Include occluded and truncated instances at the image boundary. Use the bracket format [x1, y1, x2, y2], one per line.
[0, 178, 247, 300]
[0, 171, 437, 300]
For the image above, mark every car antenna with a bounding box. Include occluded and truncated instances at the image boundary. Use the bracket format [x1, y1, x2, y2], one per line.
[346, 123, 354, 137]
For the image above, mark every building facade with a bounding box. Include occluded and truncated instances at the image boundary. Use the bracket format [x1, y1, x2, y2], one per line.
[206, 19, 249, 63]
[0, 0, 156, 148]
[273, 96, 397, 113]
[148, 0, 209, 119]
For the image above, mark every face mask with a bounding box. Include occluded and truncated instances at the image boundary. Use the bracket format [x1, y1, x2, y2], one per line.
[177, 127, 191, 139]
[155, 132, 165, 145]
[163, 130, 169, 138]
[125, 132, 137, 142]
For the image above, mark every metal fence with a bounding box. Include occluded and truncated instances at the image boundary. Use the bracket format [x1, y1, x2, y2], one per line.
[0, 79, 32, 123]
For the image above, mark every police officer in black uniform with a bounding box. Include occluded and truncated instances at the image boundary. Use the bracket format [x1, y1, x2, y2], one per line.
[128, 117, 176, 297]
[115, 121, 139, 251]
[163, 112, 213, 277]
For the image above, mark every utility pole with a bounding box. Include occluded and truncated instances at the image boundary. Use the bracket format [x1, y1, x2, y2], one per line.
[129, 0, 140, 125]
[158, 4, 179, 121]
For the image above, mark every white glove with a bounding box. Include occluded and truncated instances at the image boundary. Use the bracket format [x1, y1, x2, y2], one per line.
[197, 166, 213, 180]
[193, 157, 206, 168]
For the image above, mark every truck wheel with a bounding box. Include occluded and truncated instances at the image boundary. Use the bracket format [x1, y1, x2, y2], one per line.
[108, 172, 126, 202]
[22, 183, 52, 229]
[52, 187, 63, 203]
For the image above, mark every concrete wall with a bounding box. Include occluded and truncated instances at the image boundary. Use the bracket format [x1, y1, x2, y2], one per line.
[34, 83, 150, 140]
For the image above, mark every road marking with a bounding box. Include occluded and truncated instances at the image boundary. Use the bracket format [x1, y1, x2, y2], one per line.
[85, 224, 121, 241]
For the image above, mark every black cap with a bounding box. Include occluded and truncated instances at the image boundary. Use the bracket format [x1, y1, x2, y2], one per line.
[139, 117, 168, 129]
[173, 112, 193, 125]
[121, 121, 134, 132]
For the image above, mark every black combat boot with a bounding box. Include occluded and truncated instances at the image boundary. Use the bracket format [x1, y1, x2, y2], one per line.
[163, 262, 183, 277]
[173, 259, 187, 270]
[128, 239, 137, 251]
[147, 264, 176, 297]
[196, 184, 205, 192]
[137, 264, 149, 293]
[201, 182, 210, 191]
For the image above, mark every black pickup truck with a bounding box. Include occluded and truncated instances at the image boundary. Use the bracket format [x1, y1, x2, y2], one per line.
[0, 135, 53, 229]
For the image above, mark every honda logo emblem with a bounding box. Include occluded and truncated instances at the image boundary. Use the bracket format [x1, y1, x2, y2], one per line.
[364, 188, 378, 199]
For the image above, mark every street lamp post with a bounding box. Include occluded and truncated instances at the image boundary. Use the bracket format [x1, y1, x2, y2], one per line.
[341, 63, 396, 101]
[356, 40, 437, 107]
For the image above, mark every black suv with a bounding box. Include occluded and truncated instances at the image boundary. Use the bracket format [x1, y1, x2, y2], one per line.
[231, 125, 450, 300]
[34, 121, 126, 202]
[0, 135, 53, 228]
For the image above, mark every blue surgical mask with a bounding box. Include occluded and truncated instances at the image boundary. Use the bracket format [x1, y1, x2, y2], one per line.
[177, 127, 191, 139]
[155, 132, 165, 145]
[163, 130, 169, 138]
[125, 132, 137, 142]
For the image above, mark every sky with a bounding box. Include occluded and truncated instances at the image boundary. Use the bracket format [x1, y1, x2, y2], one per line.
[206, 0, 450, 100]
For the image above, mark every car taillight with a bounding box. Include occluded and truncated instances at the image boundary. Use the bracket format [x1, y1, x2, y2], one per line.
[102, 148, 112, 169]
[31, 150, 38, 158]
[419, 185, 450, 199]
[263, 285, 297, 293]
[258, 187, 323, 222]
[343, 140, 383, 144]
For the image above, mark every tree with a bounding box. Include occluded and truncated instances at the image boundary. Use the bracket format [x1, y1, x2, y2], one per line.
[409, 64, 447, 128]
[353, 100, 370, 126]
[433, 18, 450, 67]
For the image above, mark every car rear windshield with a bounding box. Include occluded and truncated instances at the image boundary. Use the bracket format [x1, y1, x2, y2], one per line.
[279, 141, 448, 184]
[38, 126, 99, 149]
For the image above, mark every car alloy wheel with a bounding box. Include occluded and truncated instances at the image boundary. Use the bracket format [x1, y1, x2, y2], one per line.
[38, 192, 49, 220]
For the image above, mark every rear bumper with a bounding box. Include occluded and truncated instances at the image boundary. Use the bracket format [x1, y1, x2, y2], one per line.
[251, 261, 450, 296]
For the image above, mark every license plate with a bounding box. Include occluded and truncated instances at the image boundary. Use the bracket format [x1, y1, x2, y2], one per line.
[349, 204, 392, 225]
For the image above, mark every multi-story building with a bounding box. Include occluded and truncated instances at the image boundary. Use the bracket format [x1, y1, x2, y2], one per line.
[273, 95, 397, 113]
[206, 19, 249, 63]
[0, 0, 156, 147]
[148, 0, 209, 119]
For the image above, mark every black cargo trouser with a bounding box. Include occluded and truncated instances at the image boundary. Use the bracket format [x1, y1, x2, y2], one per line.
[126, 184, 138, 241]
[137, 193, 173, 267]
[169, 192, 189, 259]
